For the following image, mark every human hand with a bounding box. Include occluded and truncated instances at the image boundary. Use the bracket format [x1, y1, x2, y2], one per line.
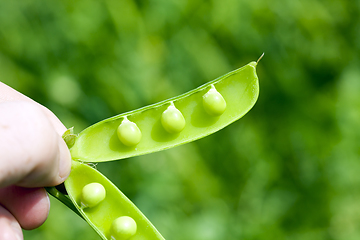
[0, 82, 71, 240]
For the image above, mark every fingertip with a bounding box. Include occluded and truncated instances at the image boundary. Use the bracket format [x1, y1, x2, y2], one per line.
[58, 136, 72, 182]
[19, 187, 50, 230]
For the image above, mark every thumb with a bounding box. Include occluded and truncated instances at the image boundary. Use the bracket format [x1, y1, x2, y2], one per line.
[0, 101, 71, 188]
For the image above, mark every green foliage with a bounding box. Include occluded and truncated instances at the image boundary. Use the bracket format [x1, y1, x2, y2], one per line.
[1, 0, 360, 239]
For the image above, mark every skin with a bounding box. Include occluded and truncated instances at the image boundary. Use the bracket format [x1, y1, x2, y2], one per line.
[0, 82, 72, 240]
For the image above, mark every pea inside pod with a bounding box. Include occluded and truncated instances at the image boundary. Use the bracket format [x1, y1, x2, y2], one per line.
[110, 216, 137, 240]
[161, 102, 186, 134]
[64, 161, 164, 240]
[117, 117, 142, 147]
[81, 182, 106, 209]
[70, 61, 260, 162]
[202, 85, 227, 116]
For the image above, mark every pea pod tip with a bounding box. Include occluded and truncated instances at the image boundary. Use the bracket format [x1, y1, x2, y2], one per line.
[257, 53, 265, 64]
[249, 53, 264, 68]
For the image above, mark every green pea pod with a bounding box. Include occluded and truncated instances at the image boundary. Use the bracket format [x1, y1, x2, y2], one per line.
[64, 161, 165, 240]
[69, 61, 260, 162]
[47, 57, 262, 240]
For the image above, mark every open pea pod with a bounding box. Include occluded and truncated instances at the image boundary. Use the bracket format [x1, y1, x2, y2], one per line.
[47, 58, 262, 240]
[64, 161, 165, 240]
[69, 60, 260, 162]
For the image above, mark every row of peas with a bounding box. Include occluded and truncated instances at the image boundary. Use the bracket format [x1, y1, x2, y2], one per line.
[117, 85, 226, 147]
[81, 183, 137, 240]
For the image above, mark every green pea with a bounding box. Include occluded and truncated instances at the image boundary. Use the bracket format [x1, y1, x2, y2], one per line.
[117, 117, 142, 147]
[110, 216, 137, 240]
[202, 85, 226, 116]
[161, 102, 185, 133]
[80, 182, 106, 208]
[64, 161, 165, 240]
[69, 61, 260, 162]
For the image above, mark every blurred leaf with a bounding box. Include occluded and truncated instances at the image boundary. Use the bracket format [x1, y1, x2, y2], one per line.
[0, 0, 359, 239]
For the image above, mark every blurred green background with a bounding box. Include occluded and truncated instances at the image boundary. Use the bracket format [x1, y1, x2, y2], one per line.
[1, 0, 360, 239]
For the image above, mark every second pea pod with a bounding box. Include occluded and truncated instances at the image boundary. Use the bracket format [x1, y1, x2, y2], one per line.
[65, 161, 165, 240]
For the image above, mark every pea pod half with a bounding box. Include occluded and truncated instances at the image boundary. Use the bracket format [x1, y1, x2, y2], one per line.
[64, 161, 165, 240]
[69, 61, 260, 162]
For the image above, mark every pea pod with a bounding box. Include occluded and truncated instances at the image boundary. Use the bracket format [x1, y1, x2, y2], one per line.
[48, 57, 262, 240]
[69, 61, 260, 162]
[64, 161, 165, 240]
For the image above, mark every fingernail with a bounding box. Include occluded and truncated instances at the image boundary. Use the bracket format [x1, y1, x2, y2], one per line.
[11, 222, 23, 240]
[58, 139, 72, 180]
[43, 188, 51, 216]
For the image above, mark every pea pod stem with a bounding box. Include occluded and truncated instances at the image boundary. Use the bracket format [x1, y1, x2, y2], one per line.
[45, 186, 85, 220]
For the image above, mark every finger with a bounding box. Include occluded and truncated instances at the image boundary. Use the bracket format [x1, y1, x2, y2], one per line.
[0, 101, 71, 188]
[0, 186, 49, 231]
[0, 204, 23, 240]
[40, 106, 67, 136]
[0, 82, 67, 135]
